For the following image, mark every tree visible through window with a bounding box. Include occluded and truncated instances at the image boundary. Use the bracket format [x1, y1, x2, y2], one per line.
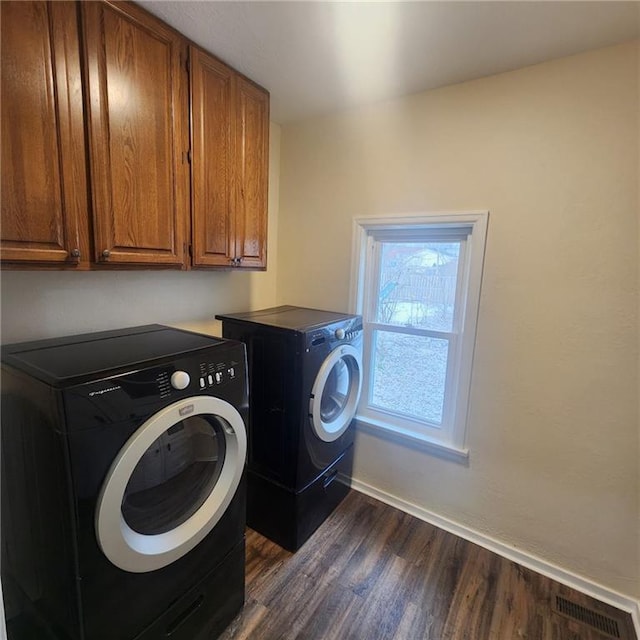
[352, 213, 488, 456]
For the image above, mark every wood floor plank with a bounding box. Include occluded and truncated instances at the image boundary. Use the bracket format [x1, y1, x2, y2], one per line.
[401, 533, 472, 639]
[393, 601, 421, 640]
[334, 516, 396, 597]
[295, 491, 387, 584]
[217, 598, 269, 640]
[486, 561, 551, 640]
[346, 553, 415, 639]
[218, 490, 637, 640]
[441, 546, 501, 640]
[289, 582, 363, 640]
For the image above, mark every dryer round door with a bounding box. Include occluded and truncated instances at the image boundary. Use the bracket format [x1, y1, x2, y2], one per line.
[309, 344, 362, 442]
[95, 396, 246, 573]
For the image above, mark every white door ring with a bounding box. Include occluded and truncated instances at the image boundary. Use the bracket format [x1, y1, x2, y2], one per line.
[310, 344, 362, 443]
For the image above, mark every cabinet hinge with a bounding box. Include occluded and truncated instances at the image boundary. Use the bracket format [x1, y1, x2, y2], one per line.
[188, 244, 193, 258]
[183, 150, 192, 164]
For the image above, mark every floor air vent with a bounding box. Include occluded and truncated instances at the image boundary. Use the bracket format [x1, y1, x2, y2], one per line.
[553, 595, 624, 639]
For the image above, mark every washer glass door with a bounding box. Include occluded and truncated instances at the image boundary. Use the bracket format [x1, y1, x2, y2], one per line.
[310, 344, 362, 442]
[96, 396, 246, 573]
[122, 415, 226, 535]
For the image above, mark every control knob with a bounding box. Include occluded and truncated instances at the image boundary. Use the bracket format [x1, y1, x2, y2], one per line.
[170, 371, 190, 390]
[335, 328, 345, 340]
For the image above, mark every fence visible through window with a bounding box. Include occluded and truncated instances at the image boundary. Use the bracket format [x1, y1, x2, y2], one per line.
[377, 242, 460, 332]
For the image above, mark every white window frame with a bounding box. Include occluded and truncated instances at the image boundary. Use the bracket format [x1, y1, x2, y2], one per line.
[350, 211, 488, 463]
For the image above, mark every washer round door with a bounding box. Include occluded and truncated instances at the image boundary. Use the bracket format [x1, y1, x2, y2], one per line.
[95, 396, 246, 573]
[309, 344, 362, 442]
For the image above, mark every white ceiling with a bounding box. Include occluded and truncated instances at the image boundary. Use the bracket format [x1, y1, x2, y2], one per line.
[138, 1, 640, 124]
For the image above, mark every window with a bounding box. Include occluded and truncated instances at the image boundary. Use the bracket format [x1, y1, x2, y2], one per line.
[350, 212, 488, 461]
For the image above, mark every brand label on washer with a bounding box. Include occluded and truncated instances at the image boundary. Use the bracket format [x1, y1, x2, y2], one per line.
[179, 404, 194, 417]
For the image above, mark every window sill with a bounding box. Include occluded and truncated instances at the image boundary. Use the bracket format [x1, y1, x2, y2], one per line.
[354, 415, 470, 465]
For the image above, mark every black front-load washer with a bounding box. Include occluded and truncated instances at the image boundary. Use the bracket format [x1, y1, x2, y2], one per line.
[1, 325, 248, 640]
[216, 306, 363, 551]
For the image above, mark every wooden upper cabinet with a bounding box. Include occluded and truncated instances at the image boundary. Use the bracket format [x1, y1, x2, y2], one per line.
[190, 46, 269, 270]
[1, 1, 90, 267]
[234, 77, 269, 269]
[82, 1, 189, 267]
[190, 47, 234, 267]
[2, 1, 268, 271]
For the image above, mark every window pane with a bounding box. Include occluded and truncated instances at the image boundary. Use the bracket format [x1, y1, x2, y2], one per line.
[370, 330, 447, 425]
[376, 242, 460, 331]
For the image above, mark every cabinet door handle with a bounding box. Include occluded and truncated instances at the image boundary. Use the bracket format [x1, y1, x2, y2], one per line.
[101, 249, 111, 260]
[69, 248, 81, 260]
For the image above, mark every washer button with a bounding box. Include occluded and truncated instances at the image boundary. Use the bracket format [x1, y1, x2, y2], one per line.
[170, 371, 190, 390]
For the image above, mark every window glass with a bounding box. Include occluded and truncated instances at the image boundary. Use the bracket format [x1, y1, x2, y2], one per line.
[370, 330, 448, 425]
[377, 242, 460, 332]
[122, 415, 226, 535]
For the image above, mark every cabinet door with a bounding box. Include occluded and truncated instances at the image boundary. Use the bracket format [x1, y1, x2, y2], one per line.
[234, 78, 269, 269]
[83, 1, 189, 267]
[1, 1, 89, 267]
[190, 47, 235, 267]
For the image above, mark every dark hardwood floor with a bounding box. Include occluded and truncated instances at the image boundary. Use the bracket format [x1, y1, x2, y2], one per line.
[220, 490, 636, 640]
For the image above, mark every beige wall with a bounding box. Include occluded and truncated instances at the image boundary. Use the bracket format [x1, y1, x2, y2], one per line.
[0, 123, 281, 343]
[277, 42, 639, 599]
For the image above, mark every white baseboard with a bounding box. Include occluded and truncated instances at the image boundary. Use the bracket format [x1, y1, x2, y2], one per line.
[347, 476, 640, 638]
